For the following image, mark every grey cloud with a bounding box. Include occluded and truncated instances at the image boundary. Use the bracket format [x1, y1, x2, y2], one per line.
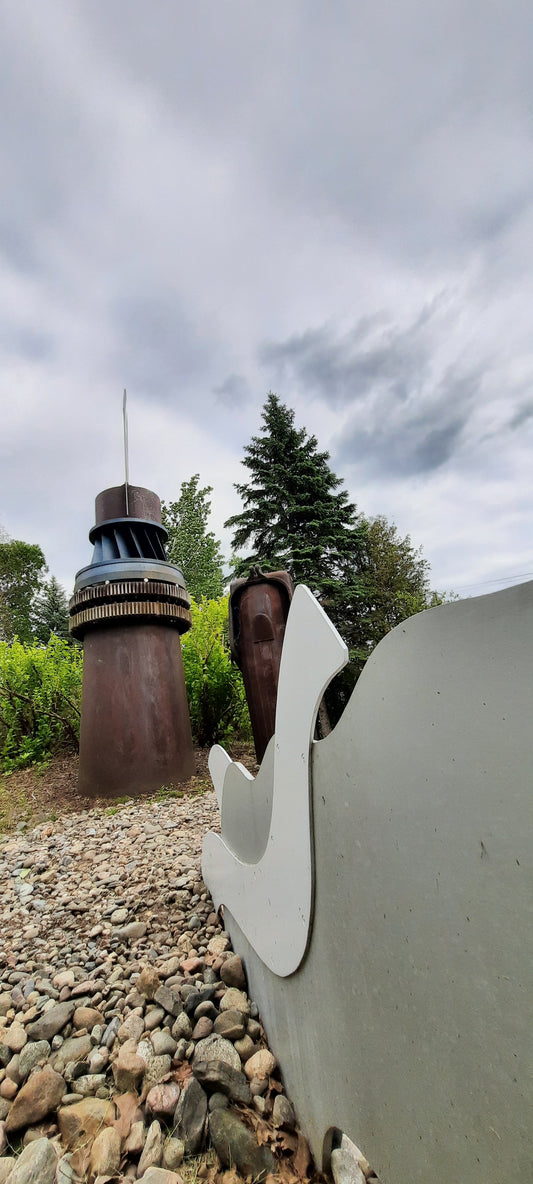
[0, 9, 107, 277]
[467, 189, 533, 246]
[415, 422, 465, 471]
[0, 221, 39, 275]
[261, 308, 484, 478]
[111, 292, 213, 399]
[335, 364, 482, 478]
[0, 326, 53, 362]
[81, 1, 533, 267]
[508, 400, 533, 430]
[260, 304, 440, 409]
[336, 409, 468, 479]
[213, 374, 251, 408]
[1, 0, 533, 597]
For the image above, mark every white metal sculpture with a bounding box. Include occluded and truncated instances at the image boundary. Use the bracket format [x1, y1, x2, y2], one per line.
[202, 584, 348, 977]
[201, 578, 533, 1183]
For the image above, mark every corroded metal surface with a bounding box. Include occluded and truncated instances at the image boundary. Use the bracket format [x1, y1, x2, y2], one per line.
[95, 484, 162, 524]
[72, 483, 195, 798]
[229, 571, 293, 761]
[69, 578, 191, 638]
[78, 623, 195, 797]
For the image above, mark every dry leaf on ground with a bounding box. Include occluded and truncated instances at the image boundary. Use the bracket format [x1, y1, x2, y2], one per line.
[111, 1092, 143, 1140]
[293, 1133, 312, 1179]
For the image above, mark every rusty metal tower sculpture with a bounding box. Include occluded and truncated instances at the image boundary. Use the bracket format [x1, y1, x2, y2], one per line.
[69, 396, 195, 797]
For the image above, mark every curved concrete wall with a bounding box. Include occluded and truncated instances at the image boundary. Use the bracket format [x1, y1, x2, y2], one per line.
[206, 580, 533, 1184]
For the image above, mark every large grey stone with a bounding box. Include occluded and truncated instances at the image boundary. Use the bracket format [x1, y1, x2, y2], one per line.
[212, 1010, 246, 1040]
[18, 1041, 51, 1082]
[331, 1136, 367, 1184]
[193, 1057, 251, 1105]
[150, 1028, 177, 1057]
[153, 985, 182, 1017]
[4, 1136, 57, 1183]
[26, 1002, 75, 1043]
[174, 1077, 207, 1155]
[137, 1119, 164, 1176]
[209, 1108, 276, 1180]
[136, 1042, 171, 1087]
[162, 1136, 185, 1171]
[193, 1033, 240, 1071]
[113, 921, 148, 940]
[272, 1093, 296, 1130]
[52, 1034, 92, 1071]
[171, 1012, 192, 1041]
[53, 1155, 78, 1183]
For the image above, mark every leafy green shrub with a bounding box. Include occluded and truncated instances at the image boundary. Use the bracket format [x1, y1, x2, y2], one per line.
[0, 636, 83, 771]
[182, 596, 251, 747]
[0, 598, 249, 770]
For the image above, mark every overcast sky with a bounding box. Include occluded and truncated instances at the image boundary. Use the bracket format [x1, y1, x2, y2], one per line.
[1, 0, 533, 600]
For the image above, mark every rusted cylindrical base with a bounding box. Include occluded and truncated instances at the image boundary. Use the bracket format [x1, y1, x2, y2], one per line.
[78, 623, 195, 798]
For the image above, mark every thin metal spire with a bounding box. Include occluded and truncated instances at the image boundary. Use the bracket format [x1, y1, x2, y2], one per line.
[123, 388, 130, 515]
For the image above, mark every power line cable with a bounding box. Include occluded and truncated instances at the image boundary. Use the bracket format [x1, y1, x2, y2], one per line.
[448, 571, 533, 592]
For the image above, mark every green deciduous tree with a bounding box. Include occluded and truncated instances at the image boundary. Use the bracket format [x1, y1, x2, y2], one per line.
[162, 475, 225, 601]
[0, 540, 47, 644]
[0, 634, 82, 770]
[32, 576, 71, 644]
[181, 596, 251, 747]
[334, 516, 434, 664]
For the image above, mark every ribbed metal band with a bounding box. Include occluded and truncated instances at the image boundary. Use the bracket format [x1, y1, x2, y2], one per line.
[70, 579, 191, 609]
[69, 578, 192, 639]
[73, 558, 187, 592]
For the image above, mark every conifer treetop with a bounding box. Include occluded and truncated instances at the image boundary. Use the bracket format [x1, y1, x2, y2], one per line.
[225, 393, 365, 584]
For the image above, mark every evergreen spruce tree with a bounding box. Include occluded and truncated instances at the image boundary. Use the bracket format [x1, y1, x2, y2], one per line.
[226, 394, 438, 719]
[162, 475, 225, 601]
[225, 393, 366, 587]
[32, 576, 71, 644]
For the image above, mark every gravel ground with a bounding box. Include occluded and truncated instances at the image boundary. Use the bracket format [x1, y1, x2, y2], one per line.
[0, 786, 334, 1184]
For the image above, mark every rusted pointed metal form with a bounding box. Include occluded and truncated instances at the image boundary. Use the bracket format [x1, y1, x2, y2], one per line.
[70, 484, 195, 798]
[229, 569, 294, 762]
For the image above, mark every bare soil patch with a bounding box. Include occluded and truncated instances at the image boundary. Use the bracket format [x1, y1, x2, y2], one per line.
[0, 741, 258, 833]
